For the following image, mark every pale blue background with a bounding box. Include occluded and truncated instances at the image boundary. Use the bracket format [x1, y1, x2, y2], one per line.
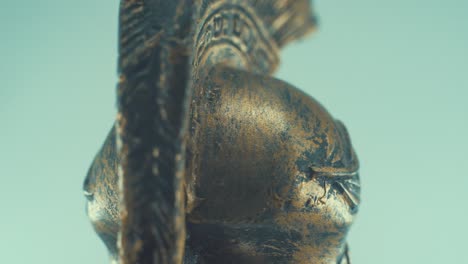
[1, 1, 467, 263]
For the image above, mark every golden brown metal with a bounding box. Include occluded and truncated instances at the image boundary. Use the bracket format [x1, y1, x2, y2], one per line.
[84, 1, 360, 263]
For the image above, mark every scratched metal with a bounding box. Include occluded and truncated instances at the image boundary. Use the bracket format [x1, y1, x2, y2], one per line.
[84, 1, 360, 263]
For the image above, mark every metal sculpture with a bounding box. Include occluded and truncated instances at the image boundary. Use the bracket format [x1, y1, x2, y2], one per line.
[84, 1, 360, 263]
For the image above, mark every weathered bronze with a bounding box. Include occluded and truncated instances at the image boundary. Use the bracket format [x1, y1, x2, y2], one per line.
[84, 1, 360, 263]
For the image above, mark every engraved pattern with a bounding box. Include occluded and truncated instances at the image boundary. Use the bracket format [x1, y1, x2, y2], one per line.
[195, 3, 279, 74]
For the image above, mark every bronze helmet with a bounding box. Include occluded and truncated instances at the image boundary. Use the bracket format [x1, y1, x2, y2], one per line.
[84, 1, 360, 263]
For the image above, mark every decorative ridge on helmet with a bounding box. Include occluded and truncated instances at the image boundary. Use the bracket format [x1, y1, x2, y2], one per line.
[198, 0, 318, 48]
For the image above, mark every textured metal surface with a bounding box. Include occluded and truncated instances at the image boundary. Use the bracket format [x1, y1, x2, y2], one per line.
[84, 1, 360, 263]
[116, 0, 196, 263]
[186, 67, 359, 264]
